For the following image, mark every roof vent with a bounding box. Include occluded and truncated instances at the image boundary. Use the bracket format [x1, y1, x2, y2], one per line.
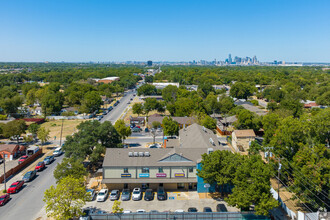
[128, 152, 133, 157]
[145, 152, 150, 157]
[139, 152, 144, 157]
[133, 152, 138, 157]
[207, 148, 214, 154]
[209, 138, 215, 146]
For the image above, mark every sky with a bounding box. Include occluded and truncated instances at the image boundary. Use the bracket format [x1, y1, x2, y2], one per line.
[1, 0, 330, 62]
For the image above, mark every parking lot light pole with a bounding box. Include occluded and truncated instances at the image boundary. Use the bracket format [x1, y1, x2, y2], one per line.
[3, 152, 6, 191]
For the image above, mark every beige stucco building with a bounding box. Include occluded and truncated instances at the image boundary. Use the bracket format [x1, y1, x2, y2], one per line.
[232, 129, 256, 152]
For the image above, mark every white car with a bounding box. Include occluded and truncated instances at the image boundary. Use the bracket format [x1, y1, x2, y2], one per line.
[123, 210, 132, 214]
[53, 147, 63, 157]
[132, 188, 142, 201]
[136, 209, 146, 213]
[96, 189, 108, 202]
[175, 209, 185, 213]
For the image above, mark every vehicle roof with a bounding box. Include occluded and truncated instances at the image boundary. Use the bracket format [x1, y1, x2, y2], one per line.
[37, 161, 44, 164]
[54, 147, 62, 150]
[99, 189, 107, 193]
[0, 194, 8, 198]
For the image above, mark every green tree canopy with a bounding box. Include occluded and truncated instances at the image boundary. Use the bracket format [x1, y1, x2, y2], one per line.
[3, 119, 26, 143]
[132, 103, 143, 116]
[53, 158, 87, 183]
[162, 116, 179, 137]
[114, 119, 132, 143]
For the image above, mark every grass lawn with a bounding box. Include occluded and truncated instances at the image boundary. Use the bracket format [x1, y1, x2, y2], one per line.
[41, 119, 87, 141]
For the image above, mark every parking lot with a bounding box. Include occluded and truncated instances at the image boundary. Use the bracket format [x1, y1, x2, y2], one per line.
[85, 191, 239, 213]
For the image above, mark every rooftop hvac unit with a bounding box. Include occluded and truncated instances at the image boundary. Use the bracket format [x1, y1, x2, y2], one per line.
[139, 152, 144, 157]
[128, 152, 133, 157]
[145, 152, 150, 157]
[133, 152, 138, 157]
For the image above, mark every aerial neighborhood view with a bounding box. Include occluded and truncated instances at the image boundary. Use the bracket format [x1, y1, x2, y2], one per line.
[0, 1, 329, 220]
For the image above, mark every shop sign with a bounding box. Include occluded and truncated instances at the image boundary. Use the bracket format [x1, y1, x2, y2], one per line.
[156, 173, 167, 178]
[139, 173, 150, 178]
[121, 173, 131, 178]
[174, 173, 185, 177]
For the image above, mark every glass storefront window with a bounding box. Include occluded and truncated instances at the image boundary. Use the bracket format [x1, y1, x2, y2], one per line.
[123, 168, 128, 173]
[158, 167, 163, 173]
[142, 167, 149, 173]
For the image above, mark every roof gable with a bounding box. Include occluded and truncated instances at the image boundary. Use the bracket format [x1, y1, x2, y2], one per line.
[159, 153, 192, 162]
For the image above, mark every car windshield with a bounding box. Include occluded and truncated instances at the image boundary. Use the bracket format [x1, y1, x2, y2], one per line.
[10, 184, 16, 188]
[146, 191, 152, 195]
[98, 192, 105, 196]
[37, 162, 43, 166]
[24, 173, 31, 177]
[133, 191, 140, 194]
[158, 189, 164, 194]
[111, 192, 117, 195]
[0, 198, 4, 201]
[122, 191, 129, 195]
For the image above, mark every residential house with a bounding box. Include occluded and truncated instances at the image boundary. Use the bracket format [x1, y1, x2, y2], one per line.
[0, 144, 26, 161]
[129, 116, 145, 126]
[232, 129, 256, 152]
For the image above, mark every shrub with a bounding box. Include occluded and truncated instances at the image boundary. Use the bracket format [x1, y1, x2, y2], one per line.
[0, 115, 7, 120]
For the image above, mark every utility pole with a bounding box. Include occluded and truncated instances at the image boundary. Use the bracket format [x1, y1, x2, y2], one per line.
[277, 157, 282, 201]
[59, 119, 64, 147]
[3, 152, 6, 191]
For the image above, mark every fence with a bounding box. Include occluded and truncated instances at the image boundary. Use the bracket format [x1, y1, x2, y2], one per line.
[0, 149, 42, 183]
[216, 125, 232, 136]
[90, 212, 270, 220]
[270, 187, 296, 219]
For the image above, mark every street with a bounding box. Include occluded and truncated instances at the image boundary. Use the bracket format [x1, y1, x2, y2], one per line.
[0, 154, 64, 220]
[0, 90, 136, 220]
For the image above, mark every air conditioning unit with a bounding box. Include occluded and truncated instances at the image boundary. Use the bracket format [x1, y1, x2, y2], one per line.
[133, 152, 138, 157]
[145, 152, 150, 157]
[139, 152, 144, 157]
[128, 152, 133, 157]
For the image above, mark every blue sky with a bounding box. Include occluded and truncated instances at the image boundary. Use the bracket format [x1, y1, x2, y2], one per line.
[1, 0, 330, 62]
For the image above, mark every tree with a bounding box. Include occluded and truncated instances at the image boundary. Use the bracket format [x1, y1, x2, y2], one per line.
[201, 115, 217, 131]
[0, 96, 24, 115]
[174, 97, 195, 117]
[114, 119, 132, 143]
[230, 82, 256, 99]
[279, 98, 303, 118]
[218, 95, 235, 114]
[143, 98, 158, 116]
[43, 176, 88, 220]
[137, 84, 157, 96]
[38, 127, 50, 145]
[198, 81, 215, 98]
[28, 123, 40, 139]
[112, 200, 123, 213]
[3, 120, 26, 143]
[80, 91, 102, 114]
[41, 91, 64, 116]
[132, 103, 143, 116]
[204, 92, 219, 114]
[53, 158, 87, 183]
[152, 121, 161, 129]
[162, 85, 178, 103]
[262, 113, 281, 145]
[234, 109, 261, 131]
[162, 116, 179, 137]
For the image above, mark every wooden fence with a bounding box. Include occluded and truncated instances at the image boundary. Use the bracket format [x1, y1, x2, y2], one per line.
[0, 149, 42, 183]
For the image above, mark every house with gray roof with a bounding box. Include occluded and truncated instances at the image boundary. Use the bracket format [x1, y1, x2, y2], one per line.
[102, 123, 230, 192]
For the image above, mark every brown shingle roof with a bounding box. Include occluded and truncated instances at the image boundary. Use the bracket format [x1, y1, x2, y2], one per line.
[0, 144, 21, 154]
[233, 129, 256, 138]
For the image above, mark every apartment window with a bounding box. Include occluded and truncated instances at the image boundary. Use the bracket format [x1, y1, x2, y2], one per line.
[158, 167, 163, 173]
[142, 167, 149, 173]
[189, 167, 194, 173]
[123, 168, 128, 173]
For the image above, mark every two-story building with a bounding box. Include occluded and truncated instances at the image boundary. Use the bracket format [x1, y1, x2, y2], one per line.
[102, 123, 231, 192]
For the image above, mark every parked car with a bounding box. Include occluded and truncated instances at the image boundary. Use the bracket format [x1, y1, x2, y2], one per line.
[123, 210, 132, 214]
[0, 194, 10, 206]
[22, 170, 37, 182]
[144, 127, 149, 132]
[44, 155, 55, 165]
[175, 209, 184, 213]
[150, 210, 159, 213]
[18, 155, 29, 164]
[132, 127, 142, 132]
[53, 147, 63, 157]
[121, 189, 131, 201]
[144, 189, 154, 201]
[157, 187, 167, 200]
[102, 111, 107, 115]
[7, 181, 24, 193]
[127, 101, 131, 104]
[136, 209, 146, 213]
[132, 188, 142, 201]
[86, 189, 96, 201]
[216, 204, 228, 212]
[157, 128, 162, 132]
[130, 98, 133, 101]
[96, 189, 108, 202]
[188, 207, 198, 212]
[109, 190, 120, 201]
[35, 161, 45, 171]
[203, 207, 212, 212]
[79, 208, 94, 220]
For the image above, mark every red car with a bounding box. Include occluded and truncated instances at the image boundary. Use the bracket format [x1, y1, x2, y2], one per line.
[35, 161, 45, 171]
[7, 181, 24, 194]
[18, 155, 29, 164]
[0, 194, 10, 206]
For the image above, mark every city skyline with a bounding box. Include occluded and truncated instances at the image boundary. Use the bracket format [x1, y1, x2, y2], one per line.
[1, 0, 330, 62]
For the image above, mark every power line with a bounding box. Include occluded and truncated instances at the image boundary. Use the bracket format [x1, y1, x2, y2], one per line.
[277, 153, 329, 198]
[279, 163, 330, 208]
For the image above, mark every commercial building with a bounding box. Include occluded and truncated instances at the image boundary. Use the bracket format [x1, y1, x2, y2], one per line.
[102, 124, 231, 192]
[0, 144, 26, 161]
[91, 77, 120, 84]
[152, 82, 179, 90]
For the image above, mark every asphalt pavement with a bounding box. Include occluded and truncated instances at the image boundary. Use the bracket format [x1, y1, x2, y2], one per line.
[0, 154, 64, 220]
